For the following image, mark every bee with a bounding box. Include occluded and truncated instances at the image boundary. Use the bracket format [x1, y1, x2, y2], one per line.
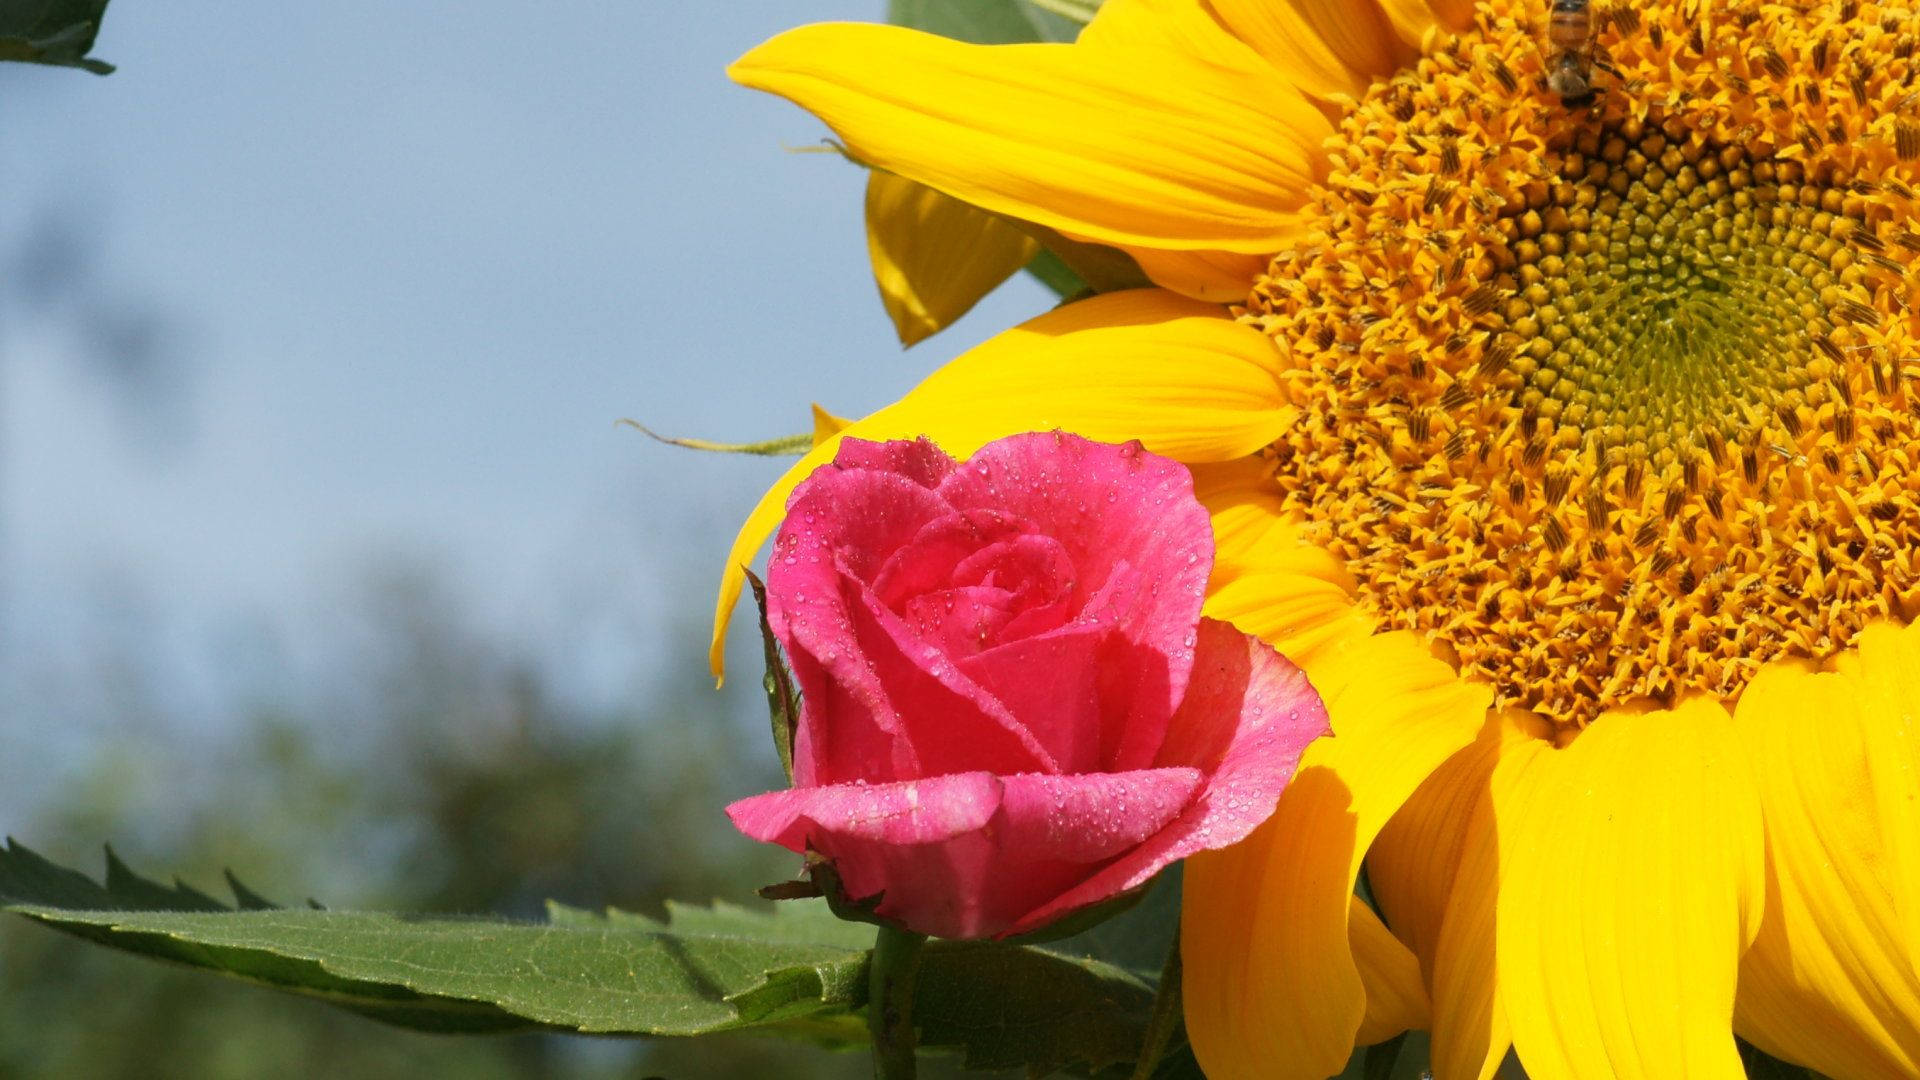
[1545, 0, 1599, 105]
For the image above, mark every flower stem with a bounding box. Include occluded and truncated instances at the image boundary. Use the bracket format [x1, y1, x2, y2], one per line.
[867, 924, 928, 1080]
[1129, 933, 1182, 1080]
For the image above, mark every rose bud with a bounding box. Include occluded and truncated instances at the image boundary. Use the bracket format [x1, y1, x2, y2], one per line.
[727, 432, 1329, 940]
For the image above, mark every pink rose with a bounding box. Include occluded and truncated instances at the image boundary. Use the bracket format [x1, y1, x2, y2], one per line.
[726, 432, 1328, 940]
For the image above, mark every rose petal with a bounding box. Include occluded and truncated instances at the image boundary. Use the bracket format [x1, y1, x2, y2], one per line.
[874, 512, 1082, 655]
[728, 772, 1007, 938]
[979, 768, 1204, 933]
[898, 585, 1022, 657]
[948, 532, 1078, 625]
[951, 559, 1174, 774]
[938, 433, 1212, 765]
[1007, 618, 1328, 935]
[729, 768, 1202, 940]
[728, 772, 1004, 847]
[811, 435, 955, 494]
[825, 562, 1064, 778]
[773, 462, 955, 598]
[771, 467, 962, 783]
[773, 443, 1060, 782]
[998, 768, 1203, 862]
[1153, 617, 1327, 776]
[957, 622, 1109, 770]
[939, 435, 1212, 636]
[870, 508, 1031, 611]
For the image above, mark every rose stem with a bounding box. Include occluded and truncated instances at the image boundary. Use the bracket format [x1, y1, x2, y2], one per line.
[1129, 934, 1183, 1080]
[867, 924, 928, 1080]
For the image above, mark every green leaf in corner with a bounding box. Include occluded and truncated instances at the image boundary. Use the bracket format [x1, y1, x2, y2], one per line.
[2, 841, 1161, 1072]
[0, 0, 115, 73]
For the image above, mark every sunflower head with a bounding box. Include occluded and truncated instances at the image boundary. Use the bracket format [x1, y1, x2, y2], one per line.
[1256, 0, 1920, 727]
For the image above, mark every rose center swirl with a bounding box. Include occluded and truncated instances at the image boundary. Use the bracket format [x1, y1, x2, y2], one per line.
[1245, 0, 1920, 726]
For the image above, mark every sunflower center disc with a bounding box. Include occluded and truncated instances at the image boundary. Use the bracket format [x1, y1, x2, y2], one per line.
[1247, 0, 1920, 726]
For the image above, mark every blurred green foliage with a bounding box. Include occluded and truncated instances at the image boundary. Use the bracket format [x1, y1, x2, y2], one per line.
[0, 561, 871, 1079]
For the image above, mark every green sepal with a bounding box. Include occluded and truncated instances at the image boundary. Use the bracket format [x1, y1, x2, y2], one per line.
[1026, 247, 1094, 300]
[805, 857, 893, 930]
[619, 419, 811, 457]
[1013, 221, 1154, 294]
[745, 568, 799, 782]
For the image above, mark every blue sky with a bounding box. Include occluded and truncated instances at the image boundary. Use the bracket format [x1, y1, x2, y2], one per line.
[0, 2, 1056, 820]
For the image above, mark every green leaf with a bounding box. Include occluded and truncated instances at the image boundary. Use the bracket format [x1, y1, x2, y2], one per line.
[2, 841, 1158, 1071]
[886, 0, 1088, 44]
[1046, 865, 1181, 978]
[0, 0, 115, 73]
[1144, 1043, 1207, 1080]
[914, 939, 1151, 1072]
[2, 840, 872, 1038]
[1362, 1031, 1408, 1080]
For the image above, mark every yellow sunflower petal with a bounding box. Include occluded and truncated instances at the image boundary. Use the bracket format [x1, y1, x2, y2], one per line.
[1731, 646, 1920, 1079]
[1372, 0, 1474, 49]
[1207, 0, 1407, 101]
[711, 288, 1291, 678]
[1369, 713, 1505, 976]
[730, 22, 1332, 254]
[1351, 895, 1431, 1045]
[1125, 245, 1273, 303]
[1188, 456, 1340, 590]
[1077, 0, 1271, 65]
[1203, 568, 1371, 671]
[1497, 700, 1765, 1080]
[865, 172, 1038, 346]
[1184, 629, 1489, 1079]
[1391, 710, 1556, 1080]
[1847, 621, 1920, 979]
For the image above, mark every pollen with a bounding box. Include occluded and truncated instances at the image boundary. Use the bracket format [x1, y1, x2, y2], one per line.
[1247, 0, 1920, 726]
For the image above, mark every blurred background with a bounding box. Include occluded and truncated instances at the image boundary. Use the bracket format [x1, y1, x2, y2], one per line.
[0, 2, 1057, 1076]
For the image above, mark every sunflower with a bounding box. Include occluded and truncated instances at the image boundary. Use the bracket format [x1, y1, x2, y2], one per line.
[715, 1, 1920, 1076]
